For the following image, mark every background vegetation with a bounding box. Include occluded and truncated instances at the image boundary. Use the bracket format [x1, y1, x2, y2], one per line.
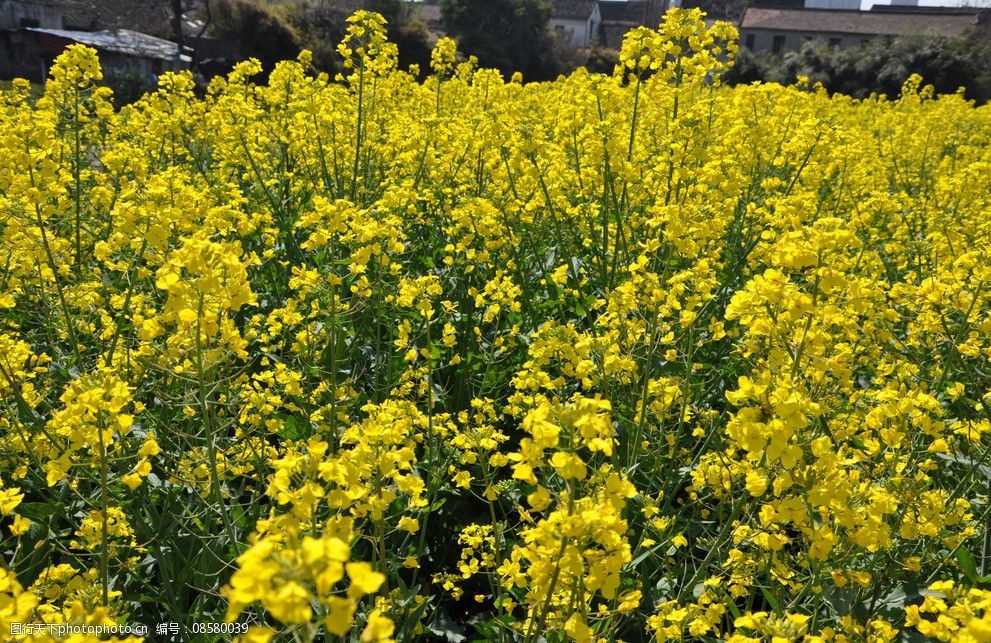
[726, 28, 991, 104]
[207, 0, 434, 76]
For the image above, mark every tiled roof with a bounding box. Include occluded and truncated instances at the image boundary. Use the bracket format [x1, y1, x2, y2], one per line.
[741, 8, 978, 37]
[599, 0, 656, 22]
[600, 20, 637, 48]
[598, 1, 630, 22]
[552, 0, 597, 20]
[9, 0, 74, 6]
[28, 27, 188, 60]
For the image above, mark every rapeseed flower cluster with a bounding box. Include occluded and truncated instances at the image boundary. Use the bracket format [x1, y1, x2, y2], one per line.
[1, 6, 990, 641]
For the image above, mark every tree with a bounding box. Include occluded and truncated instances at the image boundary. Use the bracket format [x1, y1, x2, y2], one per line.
[167, 0, 216, 67]
[279, 0, 431, 76]
[364, 0, 405, 24]
[209, 0, 303, 74]
[440, 0, 557, 80]
[171, 0, 184, 50]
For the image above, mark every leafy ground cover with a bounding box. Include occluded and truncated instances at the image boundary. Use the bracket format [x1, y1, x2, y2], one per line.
[2, 9, 991, 642]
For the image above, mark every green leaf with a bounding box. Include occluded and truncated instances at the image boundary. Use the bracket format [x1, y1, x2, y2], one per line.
[956, 547, 979, 582]
[277, 414, 309, 441]
[629, 544, 661, 567]
[16, 502, 61, 523]
[723, 590, 743, 619]
[875, 583, 923, 616]
[760, 586, 783, 617]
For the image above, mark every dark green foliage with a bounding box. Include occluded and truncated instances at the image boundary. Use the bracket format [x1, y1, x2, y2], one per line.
[279, 2, 351, 74]
[103, 70, 158, 108]
[209, 0, 303, 75]
[584, 46, 620, 75]
[440, 0, 560, 80]
[392, 19, 434, 76]
[727, 29, 991, 104]
[364, 0, 406, 24]
[265, 1, 432, 77]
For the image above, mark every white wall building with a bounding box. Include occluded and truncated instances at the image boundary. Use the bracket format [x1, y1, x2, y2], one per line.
[806, 0, 860, 10]
[861, 0, 991, 9]
[549, 0, 601, 48]
[740, 7, 983, 53]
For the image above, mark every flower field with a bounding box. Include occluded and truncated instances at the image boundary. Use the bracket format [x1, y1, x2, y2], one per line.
[3, 8, 991, 642]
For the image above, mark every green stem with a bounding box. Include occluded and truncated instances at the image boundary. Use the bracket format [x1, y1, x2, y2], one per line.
[194, 294, 237, 549]
[95, 417, 110, 605]
[352, 65, 365, 200]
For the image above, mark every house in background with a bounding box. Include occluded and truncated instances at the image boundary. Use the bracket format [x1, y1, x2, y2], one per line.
[401, 0, 680, 53]
[0, 1, 217, 83]
[6, 27, 187, 80]
[550, 0, 601, 48]
[740, 7, 983, 52]
[59, 0, 175, 38]
[804, 0, 860, 8]
[598, 0, 676, 49]
[407, 0, 443, 36]
[0, 0, 63, 29]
